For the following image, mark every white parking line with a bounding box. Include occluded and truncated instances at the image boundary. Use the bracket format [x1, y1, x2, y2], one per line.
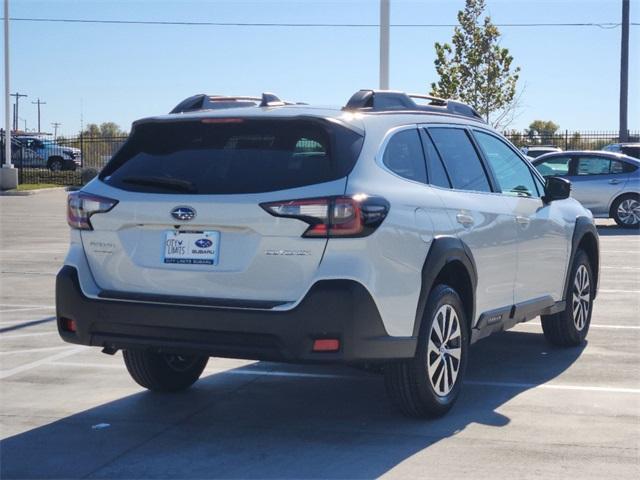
[0, 331, 57, 339]
[598, 289, 640, 294]
[520, 322, 640, 330]
[0, 306, 55, 314]
[601, 266, 640, 270]
[0, 347, 86, 379]
[465, 380, 640, 394]
[0, 346, 76, 356]
[44, 362, 640, 394]
[0, 303, 56, 313]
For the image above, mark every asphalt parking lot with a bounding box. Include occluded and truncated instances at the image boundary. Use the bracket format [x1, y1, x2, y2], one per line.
[0, 188, 638, 479]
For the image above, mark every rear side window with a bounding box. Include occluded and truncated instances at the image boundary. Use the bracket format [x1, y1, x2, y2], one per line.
[382, 129, 427, 183]
[576, 157, 612, 175]
[421, 130, 451, 188]
[101, 119, 363, 194]
[428, 128, 491, 192]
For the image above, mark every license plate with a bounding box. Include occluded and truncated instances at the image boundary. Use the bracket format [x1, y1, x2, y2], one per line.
[164, 231, 220, 265]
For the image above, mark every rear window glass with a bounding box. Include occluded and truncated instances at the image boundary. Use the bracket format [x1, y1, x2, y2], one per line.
[101, 119, 363, 194]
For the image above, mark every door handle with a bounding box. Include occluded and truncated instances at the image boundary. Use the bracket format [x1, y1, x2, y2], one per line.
[609, 179, 621, 185]
[515, 215, 531, 226]
[456, 212, 475, 227]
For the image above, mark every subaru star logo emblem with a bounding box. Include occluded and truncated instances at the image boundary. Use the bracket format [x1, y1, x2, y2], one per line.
[170, 206, 196, 222]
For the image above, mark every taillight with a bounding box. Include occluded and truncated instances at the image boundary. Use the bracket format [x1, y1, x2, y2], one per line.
[67, 191, 118, 230]
[260, 195, 389, 238]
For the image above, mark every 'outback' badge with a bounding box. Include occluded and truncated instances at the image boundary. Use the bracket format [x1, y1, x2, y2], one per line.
[170, 206, 196, 222]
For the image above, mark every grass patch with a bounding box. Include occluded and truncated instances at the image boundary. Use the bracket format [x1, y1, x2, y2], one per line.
[16, 183, 62, 191]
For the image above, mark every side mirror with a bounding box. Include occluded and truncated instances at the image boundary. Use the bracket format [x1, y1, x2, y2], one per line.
[543, 176, 571, 203]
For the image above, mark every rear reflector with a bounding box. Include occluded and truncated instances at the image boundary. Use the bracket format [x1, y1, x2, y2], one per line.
[312, 338, 340, 352]
[60, 318, 77, 333]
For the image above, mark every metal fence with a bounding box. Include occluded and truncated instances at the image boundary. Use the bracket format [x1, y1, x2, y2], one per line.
[1, 130, 638, 187]
[502, 130, 639, 151]
[0, 132, 128, 186]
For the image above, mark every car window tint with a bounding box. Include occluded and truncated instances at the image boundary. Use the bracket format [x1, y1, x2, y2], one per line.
[623, 162, 638, 173]
[534, 156, 571, 177]
[474, 131, 538, 198]
[576, 157, 611, 175]
[382, 129, 427, 183]
[101, 119, 364, 194]
[421, 130, 451, 188]
[428, 128, 491, 192]
[610, 160, 625, 174]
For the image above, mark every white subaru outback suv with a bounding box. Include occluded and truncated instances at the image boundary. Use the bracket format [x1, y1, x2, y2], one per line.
[57, 90, 599, 418]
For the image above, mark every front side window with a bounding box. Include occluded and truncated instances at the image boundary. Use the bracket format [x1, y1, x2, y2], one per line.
[428, 128, 491, 192]
[534, 156, 571, 177]
[474, 131, 538, 197]
[382, 129, 427, 183]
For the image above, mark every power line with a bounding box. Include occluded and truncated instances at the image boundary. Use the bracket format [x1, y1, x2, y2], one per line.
[2, 17, 638, 28]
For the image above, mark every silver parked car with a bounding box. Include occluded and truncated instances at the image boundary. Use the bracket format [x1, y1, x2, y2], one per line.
[533, 151, 640, 228]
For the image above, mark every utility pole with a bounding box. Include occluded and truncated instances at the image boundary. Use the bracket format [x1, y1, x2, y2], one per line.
[379, 0, 390, 90]
[31, 98, 46, 133]
[51, 122, 61, 139]
[10, 92, 27, 131]
[619, 0, 630, 143]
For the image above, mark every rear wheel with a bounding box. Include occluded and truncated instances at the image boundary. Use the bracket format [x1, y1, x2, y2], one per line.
[48, 158, 63, 171]
[123, 350, 208, 392]
[541, 249, 593, 346]
[612, 194, 640, 229]
[384, 284, 469, 418]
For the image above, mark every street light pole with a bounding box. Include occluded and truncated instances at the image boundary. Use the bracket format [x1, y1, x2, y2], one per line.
[379, 0, 390, 90]
[619, 0, 630, 143]
[3, 0, 12, 168]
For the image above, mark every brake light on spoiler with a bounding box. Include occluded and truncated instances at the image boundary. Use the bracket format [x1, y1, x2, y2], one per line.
[261, 195, 389, 238]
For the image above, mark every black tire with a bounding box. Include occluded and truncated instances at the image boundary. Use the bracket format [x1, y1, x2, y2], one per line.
[541, 249, 593, 347]
[123, 350, 208, 392]
[384, 284, 469, 418]
[48, 157, 63, 172]
[611, 193, 640, 229]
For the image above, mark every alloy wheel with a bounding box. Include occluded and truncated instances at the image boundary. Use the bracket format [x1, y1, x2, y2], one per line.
[617, 198, 640, 226]
[163, 353, 199, 372]
[427, 304, 462, 396]
[572, 264, 590, 331]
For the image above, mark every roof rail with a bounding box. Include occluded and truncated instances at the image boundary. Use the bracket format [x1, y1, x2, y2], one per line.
[343, 89, 484, 122]
[169, 92, 298, 114]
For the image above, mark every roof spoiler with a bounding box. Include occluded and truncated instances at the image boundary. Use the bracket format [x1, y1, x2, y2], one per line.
[343, 89, 485, 122]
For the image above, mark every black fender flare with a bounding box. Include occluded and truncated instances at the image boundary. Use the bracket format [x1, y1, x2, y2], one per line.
[564, 216, 600, 300]
[412, 236, 478, 338]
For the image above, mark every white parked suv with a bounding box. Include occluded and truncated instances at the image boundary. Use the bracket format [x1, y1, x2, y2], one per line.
[57, 90, 599, 418]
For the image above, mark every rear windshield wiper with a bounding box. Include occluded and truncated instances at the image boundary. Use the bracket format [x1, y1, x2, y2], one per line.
[121, 176, 197, 193]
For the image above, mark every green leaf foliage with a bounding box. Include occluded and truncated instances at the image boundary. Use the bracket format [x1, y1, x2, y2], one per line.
[430, 0, 520, 127]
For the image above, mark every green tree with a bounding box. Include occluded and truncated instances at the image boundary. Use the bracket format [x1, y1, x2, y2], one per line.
[81, 122, 127, 138]
[526, 120, 560, 144]
[430, 0, 521, 129]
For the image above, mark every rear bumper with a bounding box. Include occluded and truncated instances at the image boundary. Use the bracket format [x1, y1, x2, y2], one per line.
[56, 266, 416, 363]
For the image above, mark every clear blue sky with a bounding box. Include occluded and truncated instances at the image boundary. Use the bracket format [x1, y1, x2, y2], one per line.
[4, 0, 639, 136]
